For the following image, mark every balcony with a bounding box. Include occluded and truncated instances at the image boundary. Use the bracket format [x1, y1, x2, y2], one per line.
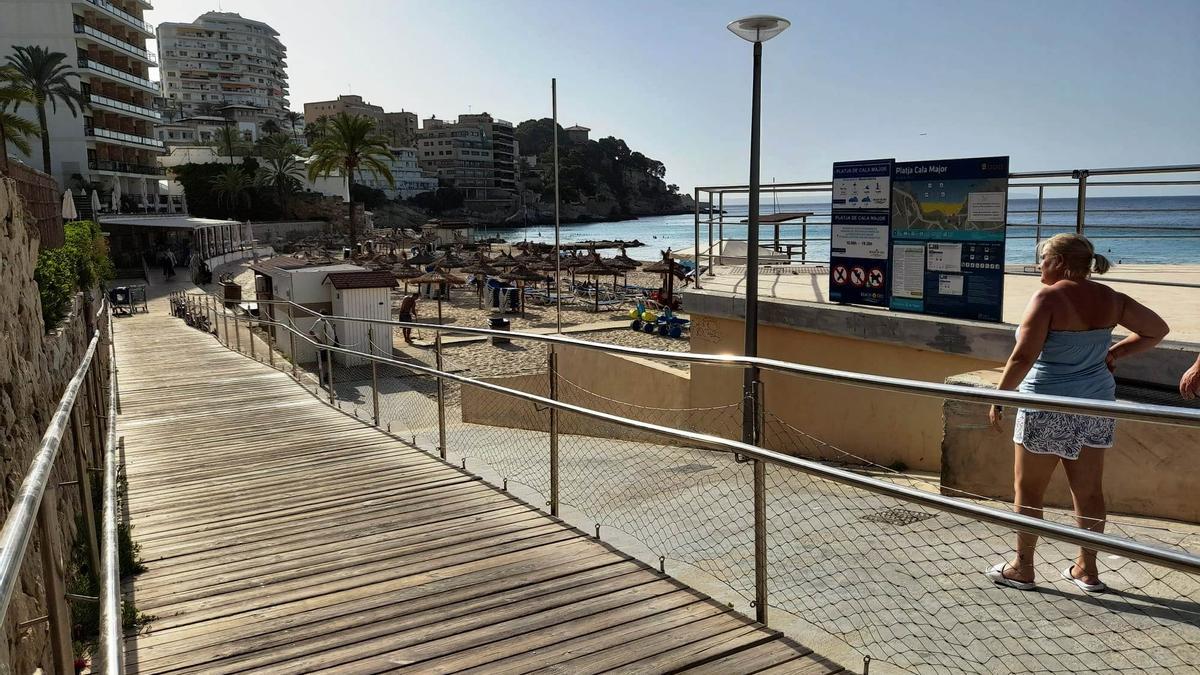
[86, 126, 165, 150]
[76, 0, 154, 36]
[78, 57, 159, 93]
[74, 23, 156, 64]
[89, 159, 164, 176]
[88, 92, 161, 121]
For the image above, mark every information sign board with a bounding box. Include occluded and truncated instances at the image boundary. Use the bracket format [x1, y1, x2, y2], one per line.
[830, 159, 894, 307]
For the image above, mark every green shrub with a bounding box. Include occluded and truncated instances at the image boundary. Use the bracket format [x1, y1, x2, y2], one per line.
[35, 220, 115, 330]
[34, 247, 78, 329]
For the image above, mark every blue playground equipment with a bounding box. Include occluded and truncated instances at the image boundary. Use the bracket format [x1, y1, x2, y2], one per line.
[629, 300, 689, 338]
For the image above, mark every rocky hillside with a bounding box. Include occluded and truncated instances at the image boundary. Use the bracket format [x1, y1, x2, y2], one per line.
[513, 119, 693, 223]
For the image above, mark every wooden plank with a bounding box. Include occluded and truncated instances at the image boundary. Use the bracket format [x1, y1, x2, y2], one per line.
[674, 638, 824, 674]
[115, 308, 839, 675]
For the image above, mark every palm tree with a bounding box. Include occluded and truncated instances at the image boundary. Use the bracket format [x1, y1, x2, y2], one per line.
[304, 114, 330, 145]
[284, 110, 303, 141]
[260, 118, 281, 136]
[0, 66, 39, 170]
[210, 165, 254, 218]
[4, 46, 88, 174]
[213, 123, 245, 164]
[307, 112, 394, 250]
[257, 133, 304, 217]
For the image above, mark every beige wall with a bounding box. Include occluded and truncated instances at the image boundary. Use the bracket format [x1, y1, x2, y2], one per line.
[687, 313, 997, 472]
[459, 344, 701, 445]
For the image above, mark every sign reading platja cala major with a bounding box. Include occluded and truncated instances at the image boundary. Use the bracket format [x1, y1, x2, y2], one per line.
[830, 155, 1010, 322]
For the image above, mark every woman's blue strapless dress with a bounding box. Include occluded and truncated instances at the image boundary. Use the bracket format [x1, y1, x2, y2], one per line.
[1013, 327, 1116, 459]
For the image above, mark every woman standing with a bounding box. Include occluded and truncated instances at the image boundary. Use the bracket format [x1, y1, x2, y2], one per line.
[986, 234, 1168, 592]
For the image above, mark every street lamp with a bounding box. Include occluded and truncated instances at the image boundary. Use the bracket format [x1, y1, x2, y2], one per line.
[727, 14, 788, 442]
[728, 14, 788, 628]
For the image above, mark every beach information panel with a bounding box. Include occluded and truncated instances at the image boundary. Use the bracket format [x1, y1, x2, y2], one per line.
[888, 156, 1010, 322]
[829, 159, 894, 307]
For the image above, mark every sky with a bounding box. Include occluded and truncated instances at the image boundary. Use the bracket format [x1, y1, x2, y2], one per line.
[145, 0, 1200, 197]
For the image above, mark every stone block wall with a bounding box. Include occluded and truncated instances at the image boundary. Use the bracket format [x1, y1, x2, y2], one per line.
[1, 177, 114, 672]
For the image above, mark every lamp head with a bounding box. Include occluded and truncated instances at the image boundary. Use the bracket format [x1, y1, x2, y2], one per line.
[727, 15, 790, 43]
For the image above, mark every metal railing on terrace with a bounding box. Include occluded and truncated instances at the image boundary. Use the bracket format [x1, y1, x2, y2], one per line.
[73, 22, 156, 64]
[0, 299, 123, 674]
[171, 290, 1200, 675]
[79, 0, 154, 35]
[86, 126, 165, 149]
[78, 58, 159, 93]
[690, 163, 1200, 287]
[88, 92, 161, 121]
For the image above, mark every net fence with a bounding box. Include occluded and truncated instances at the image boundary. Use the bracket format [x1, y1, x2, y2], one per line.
[179, 299, 1200, 675]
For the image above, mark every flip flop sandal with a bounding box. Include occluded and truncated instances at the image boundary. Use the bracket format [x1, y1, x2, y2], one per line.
[986, 563, 1035, 590]
[1061, 566, 1107, 593]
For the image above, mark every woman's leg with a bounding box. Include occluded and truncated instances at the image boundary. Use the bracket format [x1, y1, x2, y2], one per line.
[1008, 444, 1060, 581]
[1060, 446, 1106, 584]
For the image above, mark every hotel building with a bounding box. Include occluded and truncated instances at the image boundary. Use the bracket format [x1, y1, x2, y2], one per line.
[1, 0, 165, 205]
[156, 12, 289, 123]
[417, 113, 517, 202]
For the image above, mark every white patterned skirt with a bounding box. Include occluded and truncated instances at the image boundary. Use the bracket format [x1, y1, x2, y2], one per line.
[1013, 409, 1115, 460]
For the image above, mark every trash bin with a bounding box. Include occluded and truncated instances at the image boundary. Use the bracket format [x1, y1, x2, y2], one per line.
[220, 280, 242, 308]
[489, 316, 511, 345]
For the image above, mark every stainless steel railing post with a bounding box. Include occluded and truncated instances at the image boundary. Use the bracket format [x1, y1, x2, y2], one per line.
[752, 378, 768, 625]
[267, 319, 275, 368]
[288, 304, 297, 378]
[1034, 185, 1045, 263]
[549, 345, 560, 517]
[221, 304, 229, 346]
[1074, 169, 1089, 235]
[326, 343, 335, 406]
[436, 331, 447, 459]
[369, 326, 380, 426]
[248, 314, 255, 359]
[234, 312, 242, 352]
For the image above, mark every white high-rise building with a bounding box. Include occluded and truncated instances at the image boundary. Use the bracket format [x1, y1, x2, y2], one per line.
[1, 0, 165, 206]
[156, 12, 289, 123]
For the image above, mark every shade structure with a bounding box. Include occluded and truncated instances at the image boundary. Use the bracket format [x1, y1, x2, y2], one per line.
[111, 181, 121, 212]
[644, 251, 686, 306]
[90, 190, 102, 216]
[461, 258, 500, 308]
[612, 248, 642, 268]
[574, 256, 622, 313]
[438, 250, 468, 269]
[407, 250, 437, 266]
[491, 252, 519, 268]
[501, 264, 549, 316]
[61, 190, 78, 220]
[409, 267, 465, 325]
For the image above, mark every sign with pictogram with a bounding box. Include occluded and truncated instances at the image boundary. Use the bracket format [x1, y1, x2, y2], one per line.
[867, 267, 884, 288]
[831, 159, 893, 307]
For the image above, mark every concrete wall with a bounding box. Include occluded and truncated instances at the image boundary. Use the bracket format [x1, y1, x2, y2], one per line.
[942, 371, 1200, 522]
[460, 344, 699, 445]
[687, 314, 995, 471]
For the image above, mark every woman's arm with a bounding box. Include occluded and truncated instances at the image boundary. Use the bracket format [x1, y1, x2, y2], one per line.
[1108, 294, 1169, 368]
[990, 291, 1053, 430]
[1178, 354, 1200, 400]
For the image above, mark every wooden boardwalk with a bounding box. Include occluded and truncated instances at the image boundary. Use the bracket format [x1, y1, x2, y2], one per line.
[115, 309, 842, 674]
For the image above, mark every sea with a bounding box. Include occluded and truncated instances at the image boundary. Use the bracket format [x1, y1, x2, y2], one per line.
[487, 195, 1200, 265]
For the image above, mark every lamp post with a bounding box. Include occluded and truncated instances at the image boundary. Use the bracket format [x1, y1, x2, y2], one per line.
[728, 14, 789, 628]
[727, 15, 789, 444]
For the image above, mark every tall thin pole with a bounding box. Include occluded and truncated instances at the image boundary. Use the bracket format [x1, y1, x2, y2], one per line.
[553, 78, 562, 334]
[743, 40, 764, 438]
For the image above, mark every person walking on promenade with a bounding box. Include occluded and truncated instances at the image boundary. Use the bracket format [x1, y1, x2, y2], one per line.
[398, 292, 420, 344]
[166, 249, 178, 279]
[986, 234, 1169, 592]
[1180, 355, 1200, 399]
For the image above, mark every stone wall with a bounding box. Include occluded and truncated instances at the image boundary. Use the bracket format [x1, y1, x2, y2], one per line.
[0, 177, 113, 672]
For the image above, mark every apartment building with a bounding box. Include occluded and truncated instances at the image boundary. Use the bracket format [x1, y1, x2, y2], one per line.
[1, 0, 165, 206]
[304, 95, 418, 147]
[416, 113, 517, 201]
[157, 12, 289, 123]
[355, 147, 438, 200]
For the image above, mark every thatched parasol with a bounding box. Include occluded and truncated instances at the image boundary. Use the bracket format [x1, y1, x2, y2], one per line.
[491, 251, 519, 269]
[392, 258, 423, 292]
[408, 250, 437, 267]
[644, 250, 687, 306]
[438, 250, 468, 269]
[460, 257, 501, 309]
[502, 264, 549, 316]
[574, 256, 621, 313]
[409, 268, 466, 325]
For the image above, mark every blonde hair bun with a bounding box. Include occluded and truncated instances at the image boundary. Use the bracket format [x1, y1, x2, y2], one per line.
[1040, 233, 1107, 277]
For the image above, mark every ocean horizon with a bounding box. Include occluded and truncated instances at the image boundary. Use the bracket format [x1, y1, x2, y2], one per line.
[487, 195, 1200, 264]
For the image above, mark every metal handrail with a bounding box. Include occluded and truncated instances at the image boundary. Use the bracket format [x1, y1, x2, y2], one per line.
[202, 304, 1200, 575]
[226, 295, 1200, 428]
[0, 332, 99, 618]
[97, 314, 122, 674]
